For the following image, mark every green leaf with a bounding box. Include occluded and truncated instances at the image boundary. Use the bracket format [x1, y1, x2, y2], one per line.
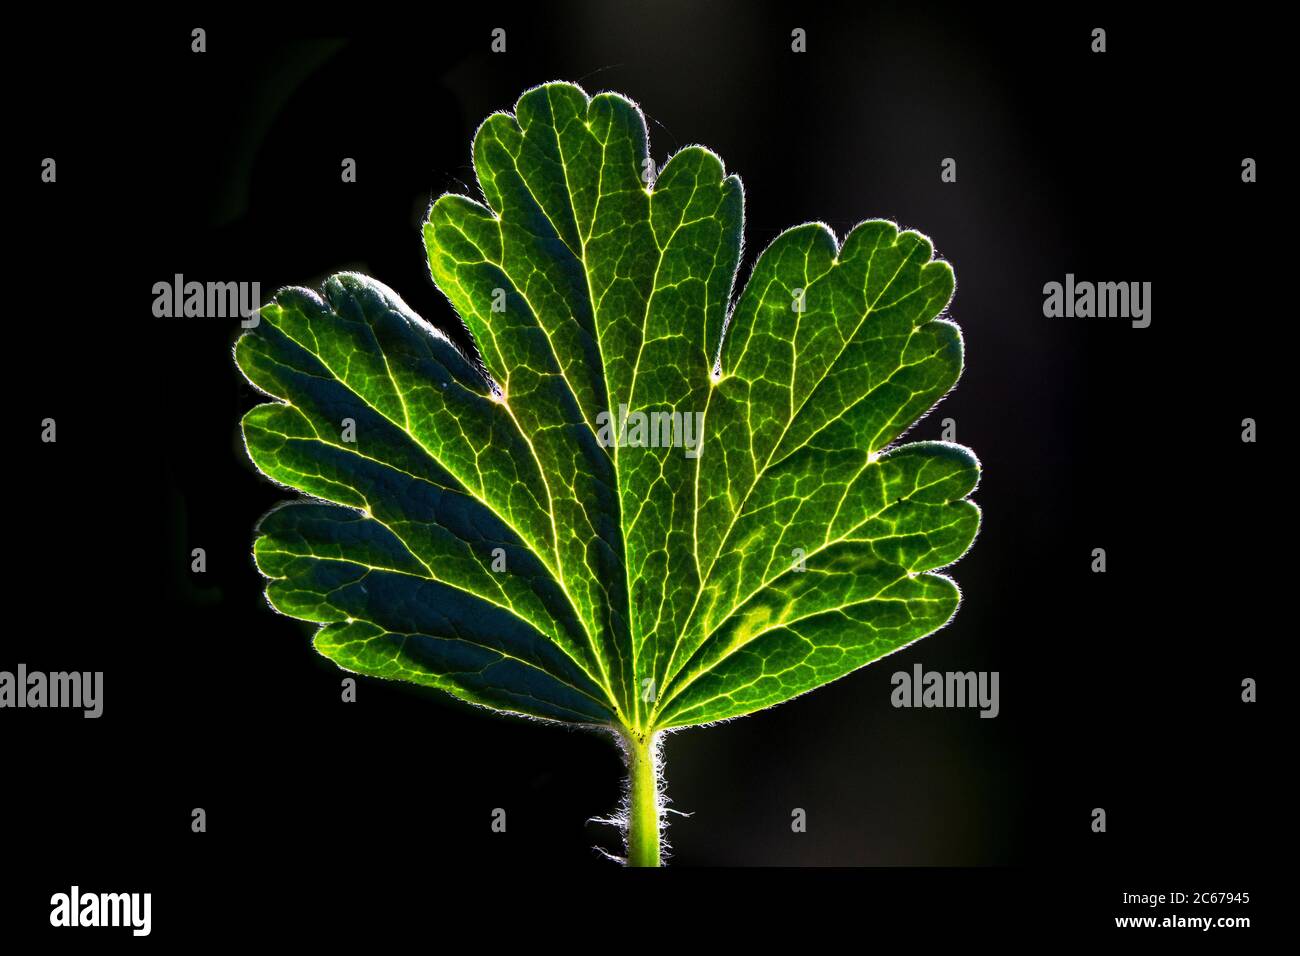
[237, 80, 978, 733]
[236, 82, 979, 859]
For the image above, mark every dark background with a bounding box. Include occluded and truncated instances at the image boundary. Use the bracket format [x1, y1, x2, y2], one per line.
[7, 1, 1277, 939]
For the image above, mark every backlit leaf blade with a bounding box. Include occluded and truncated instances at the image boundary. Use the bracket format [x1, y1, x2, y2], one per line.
[425, 85, 744, 728]
[660, 220, 966, 701]
[237, 273, 622, 723]
[236, 81, 978, 741]
[255, 502, 615, 724]
[652, 442, 980, 728]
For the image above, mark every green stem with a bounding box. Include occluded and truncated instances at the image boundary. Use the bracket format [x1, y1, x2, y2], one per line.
[623, 729, 661, 867]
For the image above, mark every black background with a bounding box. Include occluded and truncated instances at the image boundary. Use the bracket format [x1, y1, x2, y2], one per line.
[6, 2, 1277, 941]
